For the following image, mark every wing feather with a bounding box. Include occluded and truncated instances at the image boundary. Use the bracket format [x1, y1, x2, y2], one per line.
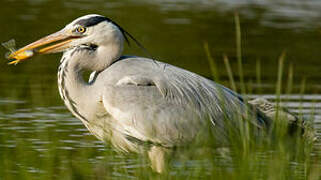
[97, 57, 261, 147]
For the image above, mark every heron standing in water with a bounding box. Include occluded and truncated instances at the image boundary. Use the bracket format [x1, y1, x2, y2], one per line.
[6, 14, 274, 173]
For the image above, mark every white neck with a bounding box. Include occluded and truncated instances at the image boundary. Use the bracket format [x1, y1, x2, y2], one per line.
[57, 34, 123, 124]
[57, 51, 96, 126]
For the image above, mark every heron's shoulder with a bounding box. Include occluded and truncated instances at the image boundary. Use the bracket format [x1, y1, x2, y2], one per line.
[112, 56, 201, 78]
[101, 56, 216, 88]
[118, 55, 140, 61]
[115, 56, 164, 67]
[104, 56, 172, 76]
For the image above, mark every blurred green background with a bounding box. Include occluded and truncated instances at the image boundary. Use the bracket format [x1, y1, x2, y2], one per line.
[0, 0, 320, 179]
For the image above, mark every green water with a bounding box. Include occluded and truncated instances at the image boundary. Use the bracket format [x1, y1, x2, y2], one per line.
[0, 0, 320, 179]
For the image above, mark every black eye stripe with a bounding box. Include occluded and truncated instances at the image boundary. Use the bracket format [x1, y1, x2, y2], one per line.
[72, 15, 152, 60]
[75, 16, 111, 27]
[72, 15, 129, 46]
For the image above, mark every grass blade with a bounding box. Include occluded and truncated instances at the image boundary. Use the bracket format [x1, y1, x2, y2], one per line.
[234, 12, 246, 94]
[204, 42, 220, 82]
[223, 54, 237, 92]
[276, 51, 286, 101]
[286, 63, 293, 95]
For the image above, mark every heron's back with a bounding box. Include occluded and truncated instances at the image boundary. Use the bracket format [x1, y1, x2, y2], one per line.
[90, 57, 267, 149]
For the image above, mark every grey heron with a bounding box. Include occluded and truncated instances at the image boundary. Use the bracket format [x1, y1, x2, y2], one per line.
[7, 14, 273, 173]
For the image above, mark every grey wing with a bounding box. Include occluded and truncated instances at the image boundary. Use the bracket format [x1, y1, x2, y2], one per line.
[102, 82, 203, 147]
[99, 57, 255, 147]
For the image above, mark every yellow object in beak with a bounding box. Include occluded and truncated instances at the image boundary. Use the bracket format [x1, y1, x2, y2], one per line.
[3, 30, 80, 65]
[8, 50, 34, 65]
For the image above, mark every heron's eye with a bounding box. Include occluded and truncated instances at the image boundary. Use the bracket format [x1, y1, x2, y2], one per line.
[75, 26, 86, 33]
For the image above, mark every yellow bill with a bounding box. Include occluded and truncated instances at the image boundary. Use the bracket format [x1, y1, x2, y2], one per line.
[2, 30, 80, 65]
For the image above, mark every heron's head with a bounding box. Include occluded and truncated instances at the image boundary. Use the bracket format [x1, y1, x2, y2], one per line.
[7, 14, 126, 66]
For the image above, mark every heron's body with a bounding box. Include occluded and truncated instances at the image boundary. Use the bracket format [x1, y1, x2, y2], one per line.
[7, 14, 280, 173]
[58, 51, 256, 152]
